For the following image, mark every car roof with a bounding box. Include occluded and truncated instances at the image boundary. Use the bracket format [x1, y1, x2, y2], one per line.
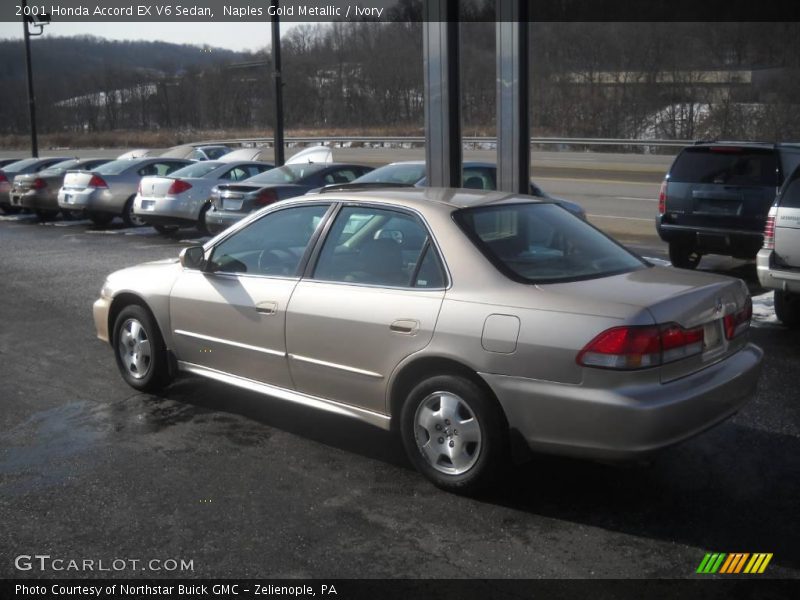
[298, 186, 544, 212]
[383, 160, 496, 169]
[689, 141, 800, 151]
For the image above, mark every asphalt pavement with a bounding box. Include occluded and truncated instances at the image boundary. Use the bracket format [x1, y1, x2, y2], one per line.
[0, 210, 798, 579]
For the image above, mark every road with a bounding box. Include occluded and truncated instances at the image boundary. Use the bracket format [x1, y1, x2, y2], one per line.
[0, 209, 798, 579]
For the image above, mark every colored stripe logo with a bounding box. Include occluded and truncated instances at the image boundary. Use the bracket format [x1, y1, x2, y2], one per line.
[697, 553, 773, 574]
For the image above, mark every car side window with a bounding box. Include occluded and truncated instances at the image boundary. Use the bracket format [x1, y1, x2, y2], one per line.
[221, 167, 249, 181]
[780, 177, 800, 209]
[207, 205, 329, 276]
[313, 206, 441, 288]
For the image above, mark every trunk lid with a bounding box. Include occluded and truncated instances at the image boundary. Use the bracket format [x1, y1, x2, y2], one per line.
[774, 206, 800, 268]
[138, 176, 176, 199]
[548, 266, 751, 382]
[61, 170, 96, 190]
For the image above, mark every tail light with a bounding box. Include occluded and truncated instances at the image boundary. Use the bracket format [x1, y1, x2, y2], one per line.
[0, 172, 7, 184]
[577, 323, 705, 370]
[253, 188, 278, 207]
[658, 179, 668, 215]
[724, 297, 752, 340]
[137, 181, 142, 195]
[763, 207, 777, 249]
[32, 178, 47, 190]
[168, 179, 192, 195]
[88, 175, 108, 189]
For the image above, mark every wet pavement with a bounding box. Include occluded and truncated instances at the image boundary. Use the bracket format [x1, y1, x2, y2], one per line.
[1, 215, 798, 579]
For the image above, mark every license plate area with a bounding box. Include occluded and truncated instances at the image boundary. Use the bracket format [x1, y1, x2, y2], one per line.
[223, 199, 243, 211]
[140, 200, 156, 211]
[64, 193, 73, 204]
[703, 320, 722, 352]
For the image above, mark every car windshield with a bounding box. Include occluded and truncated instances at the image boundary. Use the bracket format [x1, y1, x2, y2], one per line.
[3, 158, 39, 171]
[170, 162, 223, 178]
[671, 147, 779, 186]
[353, 163, 426, 185]
[246, 164, 327, 185]
[455, 203, 646, 283]
[39, 159, 81, 175]
[94, 159, 137, 175]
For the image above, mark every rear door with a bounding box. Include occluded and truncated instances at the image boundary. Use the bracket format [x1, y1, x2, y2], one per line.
[286, 204, 446, 414]
[774, 176, 800, 268]
[667, 146, 779, 231]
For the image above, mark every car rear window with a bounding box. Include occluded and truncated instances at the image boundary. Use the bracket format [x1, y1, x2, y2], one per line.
[2, 158, 39, 171]
[39, 159, 81, 175]
[170, 162, 223, 178]
[354, 163, 426, 185]
[247, 163, 327, 184]
[779, 174, 800, 209]
[670, 147, 778, 186]
[455, 203, 645, 284]
[94, 160, 136, 175]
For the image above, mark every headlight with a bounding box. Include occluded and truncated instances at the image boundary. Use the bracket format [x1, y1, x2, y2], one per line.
[100, 281, 113, 299]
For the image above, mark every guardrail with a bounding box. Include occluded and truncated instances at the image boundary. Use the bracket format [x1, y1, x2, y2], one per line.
[195, 135, 693, 150]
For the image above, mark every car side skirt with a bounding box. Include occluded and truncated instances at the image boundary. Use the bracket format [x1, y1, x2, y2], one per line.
[177, 360, 392, 430]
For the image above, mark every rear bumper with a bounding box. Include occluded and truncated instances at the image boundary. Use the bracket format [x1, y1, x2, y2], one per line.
[10, 189, 58, 211]
[656, 219, 763, 257]
[58, 188, 122, 214]
[757, 249, 800, 293]
[133, 194, 201, 223]
[480, 342, 763, 460]
[204, 208, 248, 234]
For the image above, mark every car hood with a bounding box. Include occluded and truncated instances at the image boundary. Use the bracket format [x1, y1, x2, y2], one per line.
[106, 258, 182, 291]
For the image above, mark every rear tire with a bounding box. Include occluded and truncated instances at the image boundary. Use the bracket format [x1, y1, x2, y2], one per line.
[197, 202, 212, 236]
[774, 290, 800, 329]
[88, 211, 114, 226]
[122, 197, 145, 227]
[400, 374, 508, 495]
[668, 241, 702, 269]
[112, 304, 171, 392]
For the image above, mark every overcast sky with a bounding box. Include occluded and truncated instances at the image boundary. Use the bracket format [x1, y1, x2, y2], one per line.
[0, 21, 311, 52]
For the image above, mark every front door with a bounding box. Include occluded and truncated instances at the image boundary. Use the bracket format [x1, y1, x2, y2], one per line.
[170, 203, 331, 388]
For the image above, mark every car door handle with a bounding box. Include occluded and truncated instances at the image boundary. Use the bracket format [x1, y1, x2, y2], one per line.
[255, 301, 278, 315]
[390, 319, 419, 334]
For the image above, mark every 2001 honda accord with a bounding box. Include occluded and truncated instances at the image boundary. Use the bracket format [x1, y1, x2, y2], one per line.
[94, 188, 763, 493]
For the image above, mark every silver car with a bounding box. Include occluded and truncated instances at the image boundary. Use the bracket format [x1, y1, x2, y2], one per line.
[757, 166, 800, 327]
[8, 157, 110, 220]
[0, 157, 72, 214]
[58, 157, 192, 226]
[133, 160, 274, 235]
[94, 189, 762, 493]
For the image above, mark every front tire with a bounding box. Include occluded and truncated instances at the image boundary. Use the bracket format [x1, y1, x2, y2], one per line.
[668, 241, 702, 269]
[774, 290, 800, 329]
[400, 374, 508, 494]
[112, 304, 171, 392]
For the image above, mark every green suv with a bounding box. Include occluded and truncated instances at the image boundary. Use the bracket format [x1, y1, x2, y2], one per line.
[656, 142, 800, 269]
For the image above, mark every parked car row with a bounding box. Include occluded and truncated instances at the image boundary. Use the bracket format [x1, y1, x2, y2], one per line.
[0, 147, 588, 235]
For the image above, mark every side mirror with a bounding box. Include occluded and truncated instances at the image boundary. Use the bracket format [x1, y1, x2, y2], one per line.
[179, 246, 205, 270]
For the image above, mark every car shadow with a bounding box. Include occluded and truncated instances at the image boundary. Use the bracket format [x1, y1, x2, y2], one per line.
[146, 368, 799, 572]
